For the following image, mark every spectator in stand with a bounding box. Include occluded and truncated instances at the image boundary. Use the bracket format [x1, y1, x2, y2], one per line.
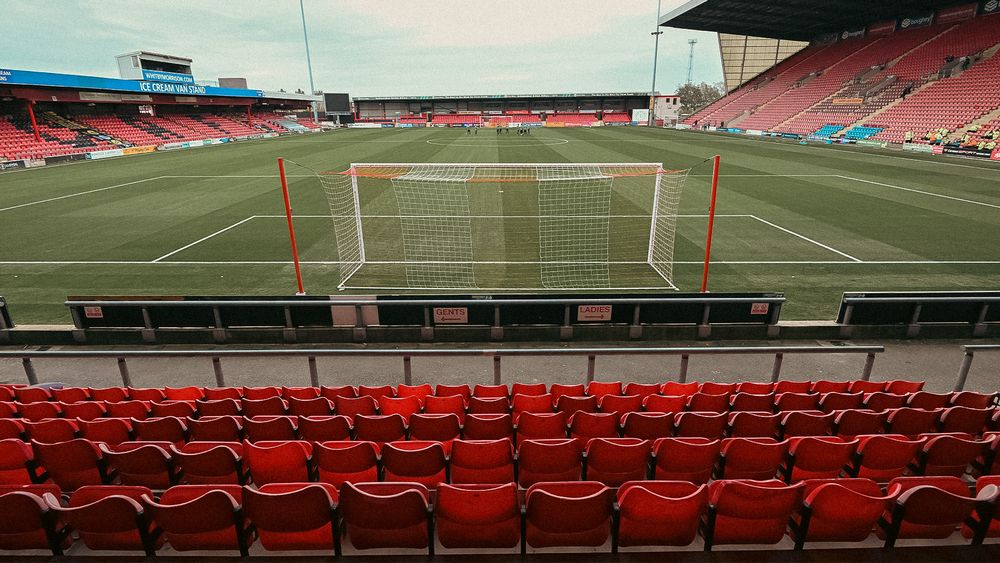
[904, 131, 913, 143]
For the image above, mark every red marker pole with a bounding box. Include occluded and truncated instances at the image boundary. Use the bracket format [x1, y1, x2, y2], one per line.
[700, 155, 721, 293]
[278, 158, 306, 295]
[25, 100, 41, 143]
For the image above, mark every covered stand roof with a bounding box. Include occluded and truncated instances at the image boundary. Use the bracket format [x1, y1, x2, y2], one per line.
[659, 0, 975, 41]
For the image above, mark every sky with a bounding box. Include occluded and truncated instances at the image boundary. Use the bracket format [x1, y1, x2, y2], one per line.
[0, 0, 722, 96]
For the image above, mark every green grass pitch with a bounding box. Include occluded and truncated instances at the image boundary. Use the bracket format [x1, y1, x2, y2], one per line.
[2, 126, 1000, 324]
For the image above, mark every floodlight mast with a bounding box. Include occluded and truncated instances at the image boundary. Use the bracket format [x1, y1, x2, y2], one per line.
[650, 0, 663, 126]
[299, 0, 320, 125]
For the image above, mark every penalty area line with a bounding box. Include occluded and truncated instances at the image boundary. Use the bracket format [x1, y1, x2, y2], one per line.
[749, 215, 862, 263]
[151, 216, 259, 263]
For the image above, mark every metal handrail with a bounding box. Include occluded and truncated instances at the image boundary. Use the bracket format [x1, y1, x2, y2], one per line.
[954, 344, 1000, 392]
[0, 344, 882, 388]
[843, 296, 1000, 303]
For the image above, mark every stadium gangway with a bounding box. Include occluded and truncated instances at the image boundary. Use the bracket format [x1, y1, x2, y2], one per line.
[63, 295, 786, 337]
[0, 344, 882, 388]
[955, 344, 1000, 392]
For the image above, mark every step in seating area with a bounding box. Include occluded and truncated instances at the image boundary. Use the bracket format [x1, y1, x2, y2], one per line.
[0, 380, 996, 556]
[0, 114, 116, 161]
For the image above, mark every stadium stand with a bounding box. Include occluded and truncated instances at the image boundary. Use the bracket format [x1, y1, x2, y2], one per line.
[683, 10, 1000, 146]
[0, 113, 117, 161]
[602, 112, 632, 124]
[0, 379, 995, 555]
[431, 114, 483, 125]
[547, 113, 598, 126]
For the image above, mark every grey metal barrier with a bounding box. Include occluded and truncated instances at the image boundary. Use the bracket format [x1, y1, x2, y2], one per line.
[954, 344, 1000, 392]
[0, 345, 882, 388]
[839, 293, 1000, 337]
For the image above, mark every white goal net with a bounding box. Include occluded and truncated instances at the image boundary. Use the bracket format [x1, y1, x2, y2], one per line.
[314, 163, 689, 290]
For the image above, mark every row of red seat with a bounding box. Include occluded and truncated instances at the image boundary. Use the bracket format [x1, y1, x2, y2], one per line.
[2, 388, 994, 423]
[1, 405, 996, 448]
[7, 431, 1000, 494]
[0, 379, 935, 402]
[1, 476, 997, 556]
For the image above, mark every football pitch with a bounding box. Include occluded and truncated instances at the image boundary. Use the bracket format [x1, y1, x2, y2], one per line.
[2, 126, 1000, 324]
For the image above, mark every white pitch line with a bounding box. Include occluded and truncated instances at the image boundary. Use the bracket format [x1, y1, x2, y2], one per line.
[151, 216, 258, 263]
[341, 286, 677, 291]
[838, 175, 1000, 210]
[255, 214, 752, 219]
[0, 176, 166, 213]
[749, 216, 862, 262]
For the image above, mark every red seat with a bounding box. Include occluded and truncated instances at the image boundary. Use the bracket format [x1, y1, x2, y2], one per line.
[652, 438, 721, 483]
[524, 481, 612, 550]
[0, 487, 70, 554]
[729, 392, 775, 412]
[0, 419, 23, 441]
[950, 392, 996, 409]
[599, 394, 643, 416]
[244, 416, 297, 442]
[790, 478, 898, 548]
[585, 381, 622, 399]
[408, 413, 461, 442]
[188, 416, 243, 442]
[468, 396, 510, 415]
[811, 380, 851, 394]
[513, 393, 556, 419]
[433, 385, 470, 401]
[674, 411, 727, 439]
[835, 409, 888, 437]
[79, 418, 132, 446]
[89, 387, 129, 402]
[780, 411, 834, 437]
[569, 412, 619, 440]
[517, 439, 583, 487]
[396, 383, 434, 404]
[13, 387, 52, 404]
[172, 442, 246, 485]
[281, 386, 319, 400]
[718, 438, 788, 480]
[643, 394, 687, 413]
[727, 411, 780, 438]
[381, 441, 447, 487]
[319, 385, 358, 400]
[912, 434, 989, 476]
[101, 442, 178, 488]
[907, 392, 952, 410]
[146, 484, 251, 555]
[463, 414, 513, 440]
[621, 412, 673, 439]
[313, 441, 379, 487]
[354, 414, 406, 443]
[509, 382, 545, 396]
[297, 415, 352, 442]
[17, 402, 61, 421]
[378, 396, 421, 423]
[877, 476, 998, 547]
[449, 439, 515, 484]
[196, 398, 241, 417]
[555, 395, 598, 417]
[163, 386, 204, 401]
[584, 438, 650, 486]
[864, 392, 909, 411]
[334, 395, 377, 421]
[687, 392, 730, 413]
[45, 485, 161, 555]
[780, 436, 857, 482]
[423, 394, 466, 423]
[511, 404, 565, 438]
[703, 480, 805, 549]
[107, 400, 151, 420]
[24, 419, 78, 443]
[963, 475, 1000, 539]
[240, 397, 287, 418]
[549, 383, 586, 405]
[244, 440, 311, 485]
[339, 482, 430, 552]
[358, 385, 396, 401]
[846, 434, 925, 481]
[60, 401, 106, 421]
[152, 401, 197, 418]
[0, 439, 42, 485]
[287, 397, 333, 417]
[435, 483, 520, 549]
[848, 380, 886, 394]
[243, 483, 339, 552]
[661, 381, 700, 396]
[939, 406, 992, 435]
[818, 392, 864, 412]
[774, 381, 813, 394]
[473, 384, 509, 398]
[133, 416, 187, 445]
[775, 392, 820, 412]
[616, 481, 708, 548]
[32, 439, 109, 490]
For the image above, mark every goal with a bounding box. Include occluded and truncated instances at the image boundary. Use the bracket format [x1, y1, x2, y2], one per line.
[311, 162, 690, 291]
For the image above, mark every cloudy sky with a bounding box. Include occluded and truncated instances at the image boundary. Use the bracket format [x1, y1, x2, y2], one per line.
[1, 0, 722, 96]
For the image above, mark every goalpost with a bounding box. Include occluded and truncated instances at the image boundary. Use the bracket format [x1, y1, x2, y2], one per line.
[282, 161, 695, 291]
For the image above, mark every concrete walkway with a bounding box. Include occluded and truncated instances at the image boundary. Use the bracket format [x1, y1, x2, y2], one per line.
[1, 338, 996, 393]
